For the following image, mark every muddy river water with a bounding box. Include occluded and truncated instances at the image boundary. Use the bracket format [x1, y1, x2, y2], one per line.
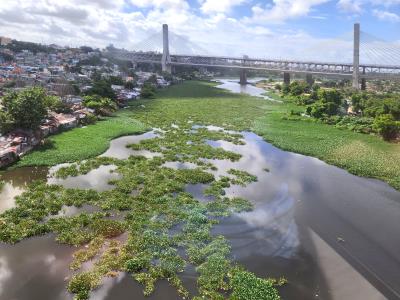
[0, 80, 399, 300]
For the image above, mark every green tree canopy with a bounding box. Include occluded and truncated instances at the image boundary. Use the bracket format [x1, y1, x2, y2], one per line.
[1, 87, 50, 131]
[82, 95, 117, 116]
[86, 80, 116, 100]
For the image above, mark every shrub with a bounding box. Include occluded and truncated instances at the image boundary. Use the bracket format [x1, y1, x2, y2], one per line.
[373, 114, 400, 141]
[334, 116, 374, 133]
[281, 84, 290, 95]
[82, 95, 117, 116]
[125, 256, 150, 273]
[307, 102, 339, 118]
[140, 83, 156, 99]
[289, 81, 309, 96]
[80, 113, 97, 125]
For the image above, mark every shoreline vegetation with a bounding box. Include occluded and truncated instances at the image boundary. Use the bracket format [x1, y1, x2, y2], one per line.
[13, 110, 147, 167]
[11, 80, 400, 190]
[253, 85, 400, 191]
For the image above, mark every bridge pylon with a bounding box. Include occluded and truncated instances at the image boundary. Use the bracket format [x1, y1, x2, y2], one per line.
[239, 55, 248, 84]
[352, 23, 360, 90]
[283, 72, 291, 85]
[162, 24, 171, 73]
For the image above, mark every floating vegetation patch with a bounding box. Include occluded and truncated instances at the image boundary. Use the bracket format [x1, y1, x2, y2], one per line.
[0, 81, 283, 299]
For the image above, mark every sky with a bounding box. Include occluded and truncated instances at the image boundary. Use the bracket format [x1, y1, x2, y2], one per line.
[0, 0, 400, 63]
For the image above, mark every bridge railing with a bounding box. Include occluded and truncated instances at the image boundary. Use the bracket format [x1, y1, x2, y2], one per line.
[115, 51, 400, 79]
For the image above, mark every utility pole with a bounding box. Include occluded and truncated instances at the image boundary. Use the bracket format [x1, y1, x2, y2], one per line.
[162, 24, 171, 73]
[352, 23, 360, 90]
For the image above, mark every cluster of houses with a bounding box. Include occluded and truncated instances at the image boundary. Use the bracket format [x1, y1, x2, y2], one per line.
[0, 40, 178, 168]
[0, 107, 94, 168]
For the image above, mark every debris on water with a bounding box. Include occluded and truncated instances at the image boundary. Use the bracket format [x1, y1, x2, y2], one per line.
[263, 167, 270, 172]
[337, 237, 345, 243]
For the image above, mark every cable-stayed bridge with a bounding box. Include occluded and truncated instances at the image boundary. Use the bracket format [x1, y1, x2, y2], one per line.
[113, 24, 400, 90]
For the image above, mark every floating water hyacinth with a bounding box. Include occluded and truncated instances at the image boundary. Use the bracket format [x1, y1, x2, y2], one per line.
[0, 81, 283, 300]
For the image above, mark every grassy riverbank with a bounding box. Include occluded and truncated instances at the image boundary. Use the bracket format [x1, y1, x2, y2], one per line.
[253, 90, 400, 190]
[16, 111, 147, 167]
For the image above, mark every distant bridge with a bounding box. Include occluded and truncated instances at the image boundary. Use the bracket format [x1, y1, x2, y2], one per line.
[116, 24, 400, 90]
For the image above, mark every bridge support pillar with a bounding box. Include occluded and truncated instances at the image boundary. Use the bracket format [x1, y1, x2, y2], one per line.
[239, 55, 248, 84]
[239, 70, 247, 85]
[283, 72, 291, 85]
[352, 23, 360, 90]
[162, 24, 171, 73]
[306, 74, 314, 86]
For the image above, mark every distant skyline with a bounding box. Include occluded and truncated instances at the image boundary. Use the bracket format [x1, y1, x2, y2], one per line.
[1, 0, 400, 63]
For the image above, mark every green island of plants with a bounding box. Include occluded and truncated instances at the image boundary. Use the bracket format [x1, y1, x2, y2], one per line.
[0, 83, 284, 300]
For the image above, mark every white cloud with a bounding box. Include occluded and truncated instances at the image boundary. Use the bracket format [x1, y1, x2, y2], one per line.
[337, 0, 364, 13]
[130, 0, 189, 10]
[0, 0, 387, 63]
[0, 257, 12, 296]
[370, 0, 400, 6]
[245, 0, 330, 24]
[199, 0, 247, 14]
[337, 0, 400, 14]
[373, 9, 400, 22]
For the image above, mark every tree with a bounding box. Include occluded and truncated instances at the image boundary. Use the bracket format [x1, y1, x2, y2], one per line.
[82, 95, 117, 116]
[289, 81, 308, 96]
[351, 93, 366, 113]
[282, 84, 290, 95]
[109, 76, 124, 86]
[318, 89, 343, 106]
[1, 87, 49, 131]
[86, 79, 116, 100]
[140, 83, 156, 99]
[80, 46, 94, 53]
[373, 114, 400, 140]
[0, 111, 15, 134]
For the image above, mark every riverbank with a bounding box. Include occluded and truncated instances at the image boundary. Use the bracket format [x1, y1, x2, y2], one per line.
[14, 110, 147, 167]
[252, 89, 400, 191]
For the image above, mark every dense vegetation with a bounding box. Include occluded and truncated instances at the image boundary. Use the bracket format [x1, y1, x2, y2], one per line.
[275, 81, 400, 141]
[1, 40, 55, 54]
[0, 87, 63, 133]
[85, 78, 117, 100]
[82, 95, 117, 116]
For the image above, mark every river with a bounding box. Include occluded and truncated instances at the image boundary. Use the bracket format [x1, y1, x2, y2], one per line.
[0, 80, 399, 300]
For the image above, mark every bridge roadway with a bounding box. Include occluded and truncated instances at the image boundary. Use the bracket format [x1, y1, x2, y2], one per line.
[119, 52, 400, 80]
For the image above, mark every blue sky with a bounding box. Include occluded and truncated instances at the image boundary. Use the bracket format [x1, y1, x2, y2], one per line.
[1, 0, 399, 63]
